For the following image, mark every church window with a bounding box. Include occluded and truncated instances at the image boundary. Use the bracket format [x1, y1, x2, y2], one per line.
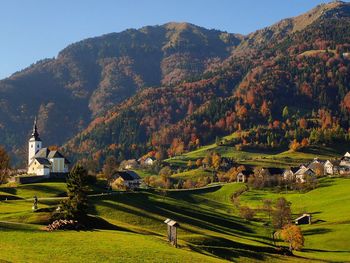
[31, 145, 33, 148]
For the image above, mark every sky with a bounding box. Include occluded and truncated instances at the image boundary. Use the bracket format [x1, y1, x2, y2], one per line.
[0, 0, 347, 79]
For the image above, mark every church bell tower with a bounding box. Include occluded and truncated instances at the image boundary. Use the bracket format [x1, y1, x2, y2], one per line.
[28, 117, 42, 166]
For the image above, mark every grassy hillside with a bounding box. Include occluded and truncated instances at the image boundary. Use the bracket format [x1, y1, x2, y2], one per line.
[166, 131, 343, 169]
[0, 223, 225, 263]
[0, 182, 67, 200]
[1, 178, 349, 262]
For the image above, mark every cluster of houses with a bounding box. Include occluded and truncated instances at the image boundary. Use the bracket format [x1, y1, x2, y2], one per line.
[237, 152, 350, 183]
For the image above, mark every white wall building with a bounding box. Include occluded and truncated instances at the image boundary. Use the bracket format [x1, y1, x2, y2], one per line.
[27, 118, 70, 177]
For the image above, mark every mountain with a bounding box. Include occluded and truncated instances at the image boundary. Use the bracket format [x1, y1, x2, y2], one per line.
[65, 1, 350, 166]
[0, 23, 241, 163]
[2, 1, 350, 166]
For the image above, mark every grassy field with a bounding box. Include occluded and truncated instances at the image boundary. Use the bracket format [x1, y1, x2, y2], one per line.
[166, 141, 342, 169]
[0, 178, 349, 262]
[0, 222, 225, 263]
[0, 182, 67, 200]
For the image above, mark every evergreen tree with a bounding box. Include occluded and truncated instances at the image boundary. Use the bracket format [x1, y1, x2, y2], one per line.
[61, 165, 89, 221]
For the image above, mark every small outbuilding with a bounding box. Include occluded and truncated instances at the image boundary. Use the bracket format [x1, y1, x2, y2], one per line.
[295, 213, 312, 225]
[164, 218, 179, 247]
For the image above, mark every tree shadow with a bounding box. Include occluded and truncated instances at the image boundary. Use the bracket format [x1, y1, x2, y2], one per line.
[303, 228, 332, 236]
[187, 234, 283, 261]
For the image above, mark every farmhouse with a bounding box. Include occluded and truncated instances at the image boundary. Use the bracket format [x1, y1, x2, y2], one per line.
[237, 170, 253, 183]
[138, 156, 155, 166]
[282, 167, 299, 180]
[144, 157, 155, 166]
[324, 160, 340, 176]
[307, 158, 324, 175]
[294, 166, 316, 183]
[340, 152, 350, 167]
[27, 118, 70, 178]
[120, 159, 139, 170]
[110, 170, 141, 190]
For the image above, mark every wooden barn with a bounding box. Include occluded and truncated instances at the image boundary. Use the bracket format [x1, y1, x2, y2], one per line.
[295, 214, 312, 225]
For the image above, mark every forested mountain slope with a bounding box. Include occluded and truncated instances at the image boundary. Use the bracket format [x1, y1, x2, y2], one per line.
[0, 23, 240, 163]
[1, 1, 350, 166]
[65, 1, 350, 166]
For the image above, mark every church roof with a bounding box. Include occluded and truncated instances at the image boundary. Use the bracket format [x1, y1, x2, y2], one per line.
[34, 148, 50, 158]
[35, 158, 51, 165]
[33, 148, 70, 164]
[48, 150, 64, 159]
[112, 170, 141, 181]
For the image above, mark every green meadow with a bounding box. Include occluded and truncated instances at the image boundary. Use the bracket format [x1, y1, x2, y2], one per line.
[0, 177, 350, 262]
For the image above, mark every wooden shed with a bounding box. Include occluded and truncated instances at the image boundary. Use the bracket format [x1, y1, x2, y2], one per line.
[295, 214, 312, 225]
[164, 218, 179, 247]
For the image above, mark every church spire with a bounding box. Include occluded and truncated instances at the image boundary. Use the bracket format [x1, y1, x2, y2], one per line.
[31, 117, 41, 141]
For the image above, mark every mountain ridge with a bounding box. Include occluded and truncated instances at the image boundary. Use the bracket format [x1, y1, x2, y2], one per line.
[1, 1, 350, 165]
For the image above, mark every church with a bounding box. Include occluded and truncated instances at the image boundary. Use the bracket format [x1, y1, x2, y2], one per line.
[27, 118, 70, 177]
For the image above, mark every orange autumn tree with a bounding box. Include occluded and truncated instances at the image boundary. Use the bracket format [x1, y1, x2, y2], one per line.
[280, 224, 304, 252]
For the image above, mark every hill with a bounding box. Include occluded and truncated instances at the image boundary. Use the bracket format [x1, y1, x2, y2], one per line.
[1, 178, 349, 262]
[0, 23, 240, 164]
[2, 1, 350, 166]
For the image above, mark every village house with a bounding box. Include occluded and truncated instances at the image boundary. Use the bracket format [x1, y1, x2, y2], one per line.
[324, 160, 340, 176]
[138, 156, 155, 166]
[294, 166, 316, 183]
[282, 167, 299, 181]
[307, 158, 325, 176]
[120, 159, 139, 170]
[110, 170, 141, 190]
[236, 170, 253, 183]
[27, 118, 70, 178]
[144, 157, 155, 166]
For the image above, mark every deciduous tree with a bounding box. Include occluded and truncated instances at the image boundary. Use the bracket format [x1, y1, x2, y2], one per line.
[0, 146, 10, 184]
[272, 197, 292, 229]
[280, 224, 304, 252]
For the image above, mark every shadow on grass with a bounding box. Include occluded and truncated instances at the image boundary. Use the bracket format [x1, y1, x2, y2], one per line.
[0, 195, 22, 201]
[302, 248, 350, 253]
[303, 228, 332, 236]
[92, 192, 257, 239]
[0, 187, 17, 195]
[85, 215, 136, 232]
[188, 234, 281, 261]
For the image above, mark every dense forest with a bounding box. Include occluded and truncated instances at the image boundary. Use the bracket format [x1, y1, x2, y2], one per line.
[2, 1, 350, 167]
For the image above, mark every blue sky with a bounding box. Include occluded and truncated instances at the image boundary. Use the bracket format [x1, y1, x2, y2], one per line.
[0, 0, 346, 79]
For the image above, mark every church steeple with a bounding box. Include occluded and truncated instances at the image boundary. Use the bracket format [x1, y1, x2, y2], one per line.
[31, 117, 41, 141]
[28, 117, 42, 166]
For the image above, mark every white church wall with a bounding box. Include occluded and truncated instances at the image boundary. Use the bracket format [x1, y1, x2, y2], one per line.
[28, 139, 42, 165]
[50, 158, 65, 173]
[36, 167, 50, 177]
